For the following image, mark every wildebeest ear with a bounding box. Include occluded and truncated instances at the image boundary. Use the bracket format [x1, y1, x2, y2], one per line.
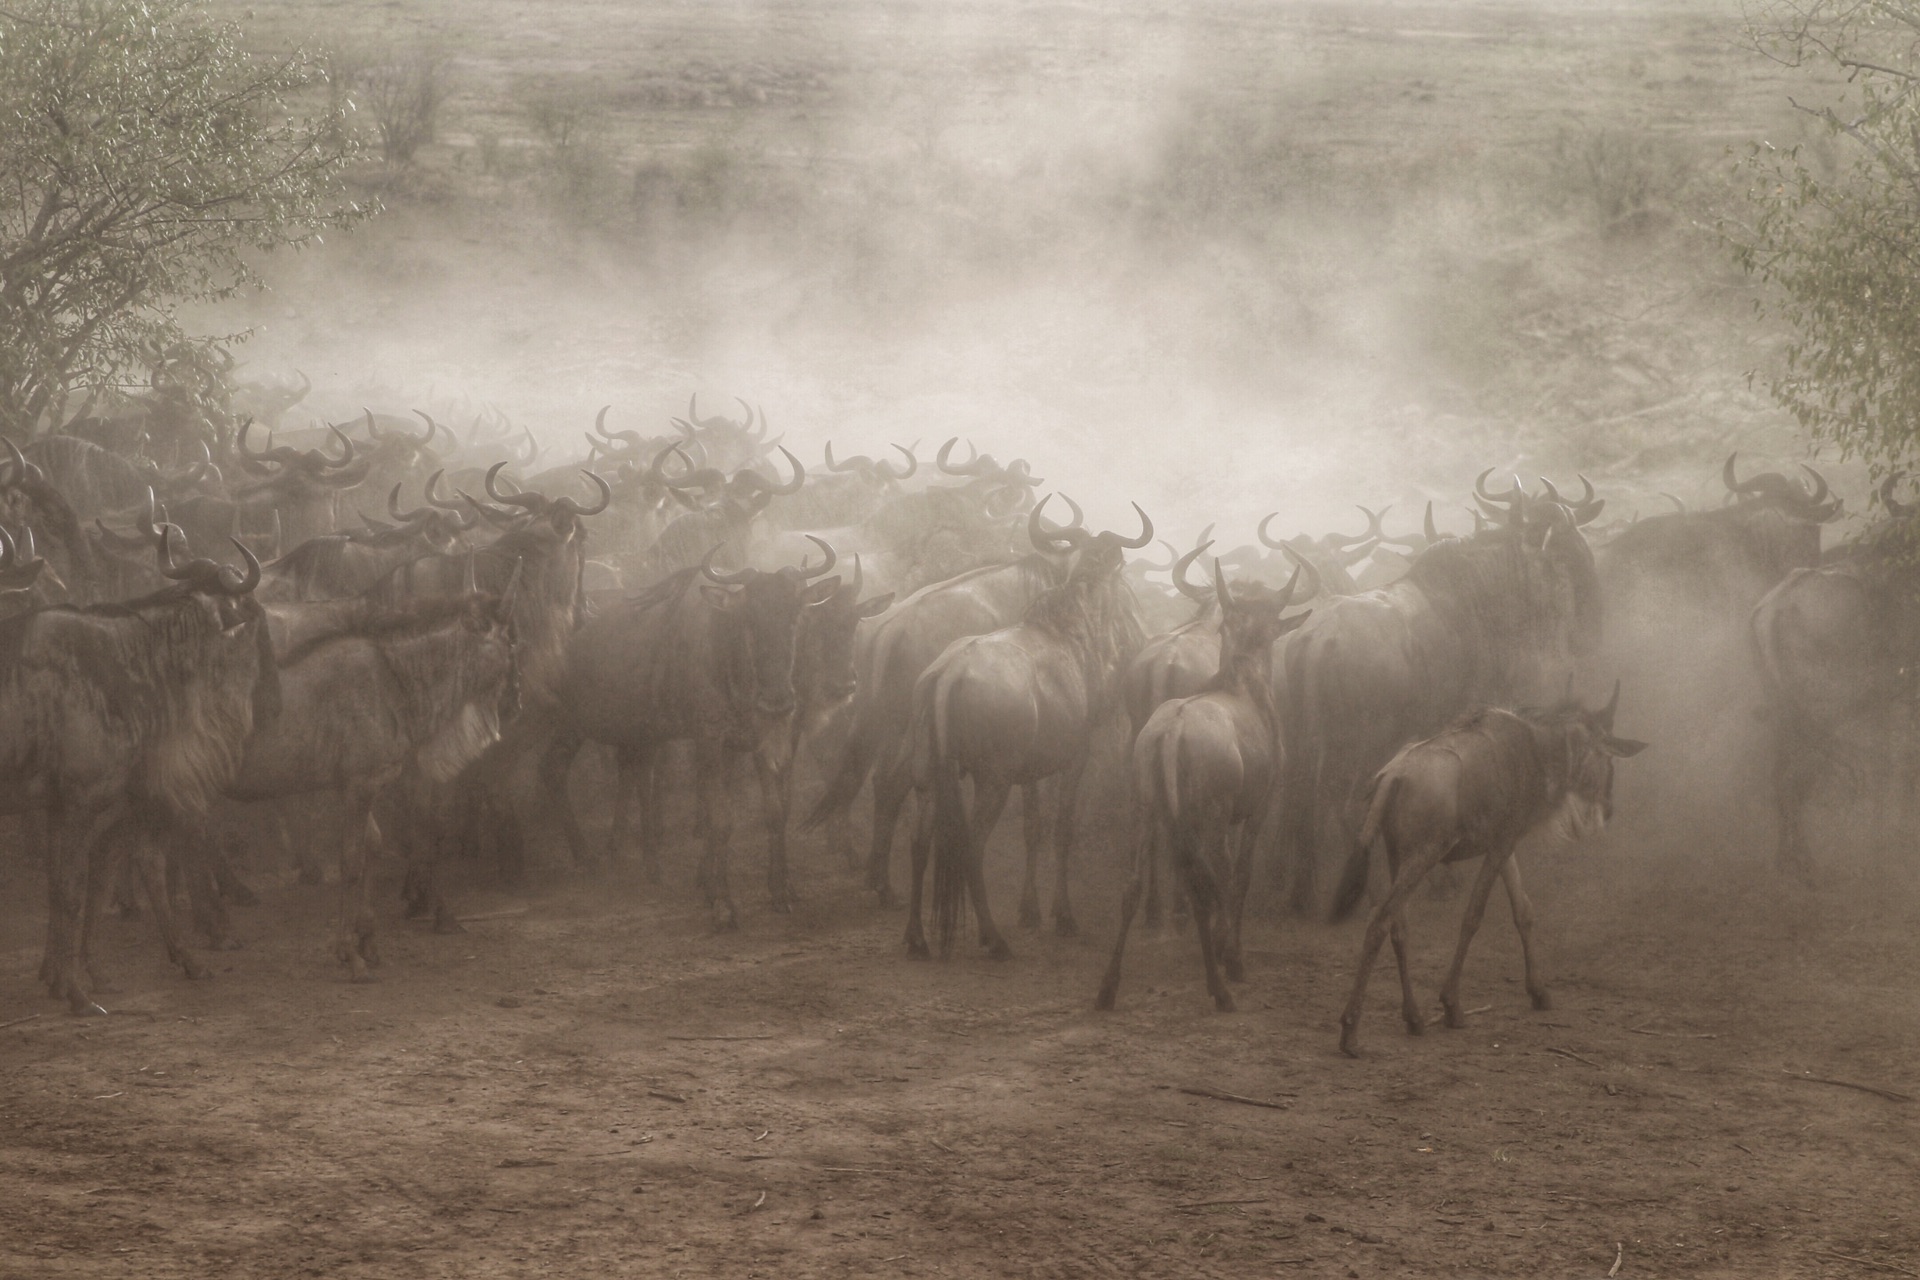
[699, 582, 738, 611]
[801, 575, 843, 606]
[1602, 735, 1648, 758]
[857, 592, 895, 618]
[1274, 608, 1311, 638]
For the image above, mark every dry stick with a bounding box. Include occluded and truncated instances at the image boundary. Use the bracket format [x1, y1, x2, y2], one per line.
[1812, 1249, 1920, 1277]
[1628, 1025, 1718, 1039]
[1544, 1046, 1603, 1069]
[648, 1089, 688, 1104]
[1608, 1242, 1624, 1278]
[665, 1034, 775, 1042]
[1174, 1197, 1269, 1211]
[1783, 1071, 1913, 1103]
[455, 907, 528, 923]
[1178, 1085, 1292, 1111]
[1423, 1004, 1493, 1028]
[0, 1013, 43, 1031]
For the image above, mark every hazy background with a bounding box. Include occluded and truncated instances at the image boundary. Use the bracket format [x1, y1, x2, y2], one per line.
[203, 0, 1838, 541]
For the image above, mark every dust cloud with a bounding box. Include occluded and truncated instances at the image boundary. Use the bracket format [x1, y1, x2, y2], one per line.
[206, 0, 1824, 544]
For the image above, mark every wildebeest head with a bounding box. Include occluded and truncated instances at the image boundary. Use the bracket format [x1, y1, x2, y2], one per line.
[235, 419, 370, 494]
[796, 554, 894, 713]
[825, 440, 919, 489]
[1210, 555, 1312, 661]
[1026, 494, 1153, 581]
[1524, 680, 1648, 838]
[145, 499, 280, 725]
[699, 536, 843, 719]
[1723, 453, 1841, 522]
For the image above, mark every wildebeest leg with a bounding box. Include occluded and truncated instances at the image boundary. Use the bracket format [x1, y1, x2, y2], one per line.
[1771, 712, 1818, 882]
[285, 799, 323, 885]
[47, 804, 122, 1015]
[695, 741, 740, 930]
[1142, 816, 1165, 932]
[754, 734, 797, 914]
[537, 728, 590, 865]
[1017, 779, 1052, 928]
[604, 746, 639, 864]
[1094, 805, 1163, 1010]
[207, 835, 259, 907]
[633, 747, 665, 886]
[1222, 819, 1259, 983]
[178, 826, 241, 952]
[1438, 847, 1510, 1029]
[1177, 814, 1234, 1012]
[1498, 855, 1550, 1011]
[335, 791, 382, 982]
[129, 824, 211, 982]
[1338, 838, 1449, 1056]
[903, 790, 934, 959]
[865, 746, 911, 905]
[966, 777, 1015, 960]
[1051, 762, 1087, 937]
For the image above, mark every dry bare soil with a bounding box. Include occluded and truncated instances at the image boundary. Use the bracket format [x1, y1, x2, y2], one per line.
[1, 823, 1917, 1279]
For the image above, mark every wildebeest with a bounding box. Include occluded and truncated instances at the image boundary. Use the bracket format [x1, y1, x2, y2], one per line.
[255, 474, 477, 603]
[907, 499, 1150, 958]
[539, 540, 843, 925]
[1255, 504, 1384, 596]
[0, 523, 275, 1013]
[802, 500, 1090, 899]
[220, 576, 517, 978]
[1329, 685, 1645, 1057]
[641, 446, 807, 579]
[1275, 478, 1604, 912]
[1747, 477, 1918, 876]
[1097, 557, 1309, 1011]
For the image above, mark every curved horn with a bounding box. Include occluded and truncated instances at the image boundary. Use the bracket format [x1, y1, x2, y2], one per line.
[1799, 463, 1830, 507]
[1256, 513, 1288, 550]
[1660, 492, 1687, 514]
[222, 537, 262, 595]
[0, 524, 15, 568]
[1138, 540, 1180, 573]
[1276, 542, 1324, 603]
[763, 445, 806, 496]
[389, 480, 430, 523]
[936, 437, 985, 476]
[517, 426, 539, 466]
[1027, 494, 1080, 552]
[880, 442, 918, 481]
[824, 440, 853, 473]
[674, 417, 697, 442]
[1173, 538, 1217, 601]
[1110, 502, 1154, 549]
[0, 436, 25, 488]
[425, 470, 461, 510]
[735, 397, 756, 432]
[362, 407, 382, 440]
[292, 369, 311, 402]
[155, 523, 193, 578]
[324, 422, 356, 468]
[553, 470, 614, 517]
[410, 409, 443, 447]
[1327, 504, 1386, 552]
[1599, 678, 1622, 731]
[486, 461, 544, 510]
[592, 405, 613, 440]
[799, 533, 838, 579]
[1424, 500, 1439, 543]
[457, 489, 524, 528]
[700, 543, 754, 586]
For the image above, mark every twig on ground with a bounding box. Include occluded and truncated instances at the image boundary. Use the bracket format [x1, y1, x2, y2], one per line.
[1734, 1142, 1755, 1155]
[455, 907, 528, 923]
[748, 1190, 767, 1212]
[1544, 1046, 1602, 1069]
[929, 1137, 959, 1156]
[648, 1089, 688, 1104]
[1178, 1085, 1292, 1111]
[1424, 1005, 1493, 1027]
[1173, 1197, 1268, 1211]
[753, 1129, 770, 1142]
[0, 1013, 43, 1031]
[1628, 1025, 1717, 1039]
[498, 1158, 556, 1168]
[1783, 1071, 1912, 1103]
[1812, 1249, 1920, 1276]
[816, 1166, 901, 1174]
[1609, 1242, 1624, 1277]
[665, 1034, 775, 1042]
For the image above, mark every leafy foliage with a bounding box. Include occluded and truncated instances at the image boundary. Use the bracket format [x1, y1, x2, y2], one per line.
[1729, 2, 1920, 486]
[0, 0, 364, 433]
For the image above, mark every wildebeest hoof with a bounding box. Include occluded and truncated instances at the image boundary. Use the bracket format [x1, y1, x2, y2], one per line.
[985, 939, 1013, 961]
[1223, 959, 1244, 983]
[1214, 992, 1237, 1013]
[71, 1001, 110, 1018]
[182, 958, 211, 981]
[1053, 915, 1077, 938]
[1530, 991, 1553, 1011]
[905, 937, 930, 960]
[349, 970, 378, 984]
[1017, 900, 1041, 928]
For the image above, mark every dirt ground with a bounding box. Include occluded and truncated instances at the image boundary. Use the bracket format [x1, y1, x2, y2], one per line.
[2, 801, 1917, 1280]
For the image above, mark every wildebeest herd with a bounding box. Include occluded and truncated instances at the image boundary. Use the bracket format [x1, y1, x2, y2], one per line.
[0, 371, 1901, 1055]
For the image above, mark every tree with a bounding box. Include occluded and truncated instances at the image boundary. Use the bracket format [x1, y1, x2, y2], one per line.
[0, 0, 365, 436]
[1729, 3, 1920, 486]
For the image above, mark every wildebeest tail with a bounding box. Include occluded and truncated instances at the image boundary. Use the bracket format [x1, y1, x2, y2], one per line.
[800, 694, 881, 832]
[928, 678, 969, 959]
[1329, 773, 1395, 924]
